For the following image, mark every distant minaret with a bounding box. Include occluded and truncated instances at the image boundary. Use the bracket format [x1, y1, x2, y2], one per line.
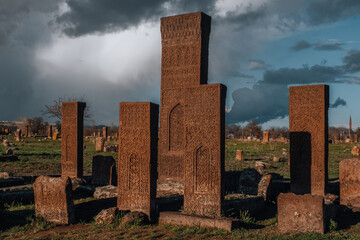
[349, 115, 352, 137]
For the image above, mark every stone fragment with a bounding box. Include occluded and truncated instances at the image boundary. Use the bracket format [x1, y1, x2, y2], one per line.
[92, 155, 117, 186]
[351, 146, 359, 156]
[0, 172, 11, 179]
[118, 102, 159, 221]
[257, 173, 283, 201]
[94, 185, 117, 199]
[339, 158, 360, 207]
[5, 148, 14, 155]
[289, 85, 329, 195]
[277, 192, 325, 234]
[236, 150, 243, 161]
[61, 102, 86, 178]
[94, 207, 119, 224]
[104, 145, 117, 152]
[33, 176, 75, 224]
[120, 211, 148, 226]
[2, 140, 9, 147]
[273, 156, 280, 162]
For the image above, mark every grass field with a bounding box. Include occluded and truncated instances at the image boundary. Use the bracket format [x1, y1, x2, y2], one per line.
[0, 135, 359, 239]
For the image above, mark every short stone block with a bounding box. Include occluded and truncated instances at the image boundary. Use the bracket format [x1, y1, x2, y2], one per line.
[33, 176, 75, 224]
[277, 192, 324, 234]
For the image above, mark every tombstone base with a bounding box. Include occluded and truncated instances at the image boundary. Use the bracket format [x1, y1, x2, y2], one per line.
[158, 212, 239, 231]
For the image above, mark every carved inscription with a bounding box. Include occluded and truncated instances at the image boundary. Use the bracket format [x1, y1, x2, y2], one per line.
[158, 12, 212, 183]
[117, 102, 158, 221]
[289, 85, 329, 196]
[61, 102, 86, 178]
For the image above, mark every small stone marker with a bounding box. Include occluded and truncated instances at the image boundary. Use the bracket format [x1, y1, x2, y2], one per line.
[92, 155, 117, 186]
[263, 130, 269, 143]
[236, 150, 243, 161]
[33, 176, 75, 224]
[277, 192, 324, 234]
[340, 158, 360, 207]
[95, 137, 105, 151]
[61, 102, 86, 178]
[289, 84, 329, 196]
[117, 102, 159, 221]
[15, 129, 21, 142]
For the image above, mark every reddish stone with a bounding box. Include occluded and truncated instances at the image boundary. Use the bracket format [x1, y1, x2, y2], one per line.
[289, 85, 329, 196]
[92, 155, 117, 186]
[236, 150, 243, 161]
[95, 137, 105, 151]
[24, 125, 29, 137]
[183, 84, 226, 218]
[61, 102, 86, 178]
[277, 192, 325, 234]
[33, 176, 75, 224]
[263, 130, 269, 143]
[158, 12, 211, 184]
[117, 102, 158, 221]
[15, 129, 21, 142]
[102, 126, 108, 139]
[340, 158, 360, 207]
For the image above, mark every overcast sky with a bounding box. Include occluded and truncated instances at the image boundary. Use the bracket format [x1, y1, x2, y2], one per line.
[1, 0, 360, 128]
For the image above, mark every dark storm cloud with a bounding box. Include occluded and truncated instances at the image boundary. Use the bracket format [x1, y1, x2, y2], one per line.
[307, 0, 360, 25]
[343, 50, 360, 73]
[330, 97, 347, 108]
[314, 42, 343, 51]
[291, 40, 312, 51]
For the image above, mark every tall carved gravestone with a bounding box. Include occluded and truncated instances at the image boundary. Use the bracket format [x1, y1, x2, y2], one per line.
[183, 85, 226, 217]
[61, 102, 86, 178]
[117, 102, 158, 221]
[289, 85, 329, 196]
[158, 12, 211, 184]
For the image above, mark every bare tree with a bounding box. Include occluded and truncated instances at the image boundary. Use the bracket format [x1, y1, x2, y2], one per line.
[41, 96, 92, 121]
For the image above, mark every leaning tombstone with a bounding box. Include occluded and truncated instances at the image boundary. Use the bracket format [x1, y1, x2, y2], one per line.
[33, 176, 75, 224]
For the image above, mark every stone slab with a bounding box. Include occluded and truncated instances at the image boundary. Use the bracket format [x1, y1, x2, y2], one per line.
[277, 192, 325, 234]
[340, 158, 360, 207]
[159, 211, 238, 231]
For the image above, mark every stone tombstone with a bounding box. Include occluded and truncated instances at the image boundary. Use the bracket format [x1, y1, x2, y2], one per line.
[183, 84, 226, 217]
[92, 155, 117, 186]
[103, 126, 108, 139]
[48, 125, 53, 138]
[236, 150, 244, 161]
[33, 176, 75, 224]
[339, 158, 360, 207]
[117, 102, 159, 221]
[277, 192, 325, 234]
[263, 130, 270, 143]
[53, 132, 58, 140]
[158, 12, 211, 184]
[355, 134, 358, 143]
[96, 137, 105, 151]
[61, 102, 86, 178]
[97, 132, 101, 137]
[289, 85, 329, 196]
[15, 129, 21, 141]
[24, 125, 29, 137]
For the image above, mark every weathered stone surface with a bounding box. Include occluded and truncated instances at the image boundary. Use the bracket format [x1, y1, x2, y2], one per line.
[289, 85, 329, 196]
[257, 173, 283, 201]
[158, 12, 212, 184]
[159, 212, 238, 231]
[183, 84, 226, 218]
[95, 137, 105, 151]
[277, 193, 324, 234]
[61, 102, 86, 178]
[351, 146, 359, 156]
[33, 176, 75, 224]
[104, 145, 117, 153]
[0, 172, 11, 179]
[339, 158, 360, 207]
[102, 126, 108, 139]
[94, 207, 119, 224]
[236, 150, 243, 161]
[2, 140, 9, 147]
[120, 211, 148, 226]
[92, 155, 117, 186]
[263, 131, 269, 143]
[15, 129, 21, 142]
[94, 185, 117, 199]
[118, 102, 158, 221]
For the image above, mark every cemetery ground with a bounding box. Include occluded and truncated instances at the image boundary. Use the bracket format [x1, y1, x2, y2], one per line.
[1, 136, 360, 239]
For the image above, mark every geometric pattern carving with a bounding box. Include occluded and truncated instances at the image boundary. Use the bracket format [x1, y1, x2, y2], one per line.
[184, 84, 226, 217]
[158, 12, 212, 183]
[289, 85, 329, 196]
[61, 102, 86, 178]
[117, 102, 159, 221]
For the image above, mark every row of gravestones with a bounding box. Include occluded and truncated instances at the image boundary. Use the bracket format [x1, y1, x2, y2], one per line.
[31, 12, 360, 233]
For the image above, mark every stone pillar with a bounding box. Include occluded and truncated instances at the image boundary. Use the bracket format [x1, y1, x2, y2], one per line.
[33, 176, 75, 224]
[289, 85, 329, 196]
[15, 129, 21, 141]
[61, 102, 86, 178]
[102, 126, 108, 139]
[236, 150, 243, 161]
[158, 12, 212, 184]
[117, 102, 159, 221]
[263, 130, 269, 143]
